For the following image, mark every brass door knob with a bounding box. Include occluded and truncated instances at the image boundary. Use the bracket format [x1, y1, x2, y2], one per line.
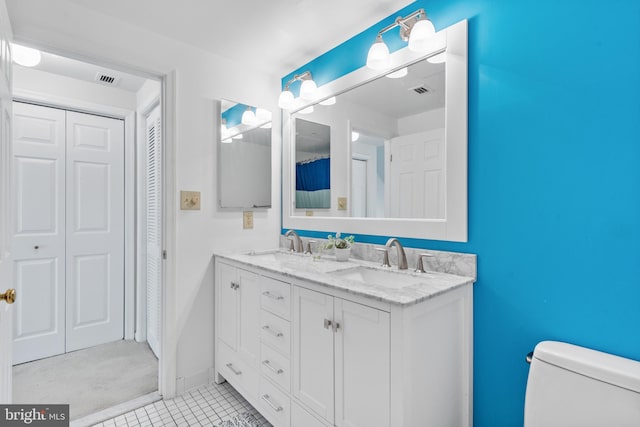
[1, 289, 16, 304]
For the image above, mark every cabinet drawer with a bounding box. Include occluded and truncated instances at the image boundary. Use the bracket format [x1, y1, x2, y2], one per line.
[261, 310, 291, 357]
[260, 343, 290, 393]
[217, 340, 259, 398]
[259, 377, 291, 427]
[260, 276, 291, 320]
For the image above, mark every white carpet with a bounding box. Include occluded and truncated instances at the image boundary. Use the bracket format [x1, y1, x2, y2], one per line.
[13, 340, 158, 420]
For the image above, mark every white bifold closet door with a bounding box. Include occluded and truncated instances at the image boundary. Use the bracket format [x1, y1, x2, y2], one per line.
[145, 104, 161, 358]
[11, 102, 124, 364]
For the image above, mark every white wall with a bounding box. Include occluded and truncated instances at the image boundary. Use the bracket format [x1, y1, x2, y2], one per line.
[7, 1, 282, 393]
[398, 107, 445, 135]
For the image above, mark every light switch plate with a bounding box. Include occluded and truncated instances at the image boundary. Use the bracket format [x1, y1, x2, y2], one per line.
[337, 197, 347, 211]
[305, 211, 314, 216]
[243, 211, 254, 229]
[180, 191, 201, 210]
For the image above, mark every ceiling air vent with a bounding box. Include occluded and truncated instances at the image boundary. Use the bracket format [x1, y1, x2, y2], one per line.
[95, 72, 120, 86]
[410, 85, 431, 95]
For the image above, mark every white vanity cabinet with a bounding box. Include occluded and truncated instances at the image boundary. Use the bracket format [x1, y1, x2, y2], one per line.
[214, 254, 473, 427]
[292, 286, 390, 427]
[215, 261, 261, 398]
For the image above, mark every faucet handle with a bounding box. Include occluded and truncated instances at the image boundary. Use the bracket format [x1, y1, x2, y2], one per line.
[304, 240, 316, 255]
[375, 248, 391, 268]
[287, 237, 295, 252]
[415, 253, 435, 273]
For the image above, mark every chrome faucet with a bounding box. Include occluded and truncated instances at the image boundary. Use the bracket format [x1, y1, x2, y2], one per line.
[285, 229, 303, 253]
[385, 238, 408, 270]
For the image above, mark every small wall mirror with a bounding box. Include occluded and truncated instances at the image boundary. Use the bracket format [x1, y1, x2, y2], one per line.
[219, 99, 272, 208]
[283, 20, 467, 241]
[295, 118, 331, 209]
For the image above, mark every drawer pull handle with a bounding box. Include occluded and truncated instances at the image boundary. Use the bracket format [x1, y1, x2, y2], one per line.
[261, 394, 283, 412]
[262, 291, 284, 301]
[225, 363, 242, 376]
[262, 359, 284, 375]
[262, 325, 284, 338]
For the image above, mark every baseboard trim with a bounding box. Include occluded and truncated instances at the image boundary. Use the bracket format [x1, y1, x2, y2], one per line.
[70, 391, 161, 427]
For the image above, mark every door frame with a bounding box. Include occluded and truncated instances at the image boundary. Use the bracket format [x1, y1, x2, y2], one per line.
[11, 68, 177, 399]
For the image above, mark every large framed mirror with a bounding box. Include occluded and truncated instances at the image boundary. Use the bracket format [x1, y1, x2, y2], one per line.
[283, 19, 467, 241]
[219, 99, 272, 208]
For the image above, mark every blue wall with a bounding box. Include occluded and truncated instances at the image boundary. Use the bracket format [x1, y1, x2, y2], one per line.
[282, 1, 640, 425]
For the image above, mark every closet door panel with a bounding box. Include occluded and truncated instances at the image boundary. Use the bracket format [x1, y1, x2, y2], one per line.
[65, 111, 125, 352]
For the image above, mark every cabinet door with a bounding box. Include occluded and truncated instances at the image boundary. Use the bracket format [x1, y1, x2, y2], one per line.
[335, 299, 390, 427]
[237, 268, 260, 367]
[217, 262, 238, 350]
[293, 286, 335, 424]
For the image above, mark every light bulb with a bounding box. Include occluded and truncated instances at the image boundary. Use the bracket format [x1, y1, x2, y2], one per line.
[366, 35, 390, 70]
[241, 108, 256, 125]
[12, 44, 41, 67]
[408, 18, 436, 53]
[278, 90, 294, 109]
[352, 131, 360, 141]
[299, 79, 318, 101]
[319, 96, 336, 106]
[386, 67, 408, 79]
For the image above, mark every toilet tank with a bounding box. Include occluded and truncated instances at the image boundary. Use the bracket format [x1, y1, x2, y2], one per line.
[524, 341, 640, 427]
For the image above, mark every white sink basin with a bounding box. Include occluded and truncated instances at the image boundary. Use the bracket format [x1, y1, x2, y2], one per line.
[245, 250, 355, 273]
[329, 266, 427, 289]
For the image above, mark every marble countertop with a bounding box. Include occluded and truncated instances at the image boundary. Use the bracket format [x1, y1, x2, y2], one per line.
[214, 249, 475, 307]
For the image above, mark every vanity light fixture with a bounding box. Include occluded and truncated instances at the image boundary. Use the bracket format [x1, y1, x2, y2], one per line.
[298, 105, 314, 115]
[278, 71, 318, 109]
[366, 8, 436, 71]
[12, 43, 42, 67]
[241, 107, 257, 125]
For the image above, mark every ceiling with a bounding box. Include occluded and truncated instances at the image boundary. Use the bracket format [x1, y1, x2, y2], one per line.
[6, 0, 414, 79]
[16, 49, 149, 93]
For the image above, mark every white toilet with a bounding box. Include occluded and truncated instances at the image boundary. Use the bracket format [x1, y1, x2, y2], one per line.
[524, 341, 640, 426]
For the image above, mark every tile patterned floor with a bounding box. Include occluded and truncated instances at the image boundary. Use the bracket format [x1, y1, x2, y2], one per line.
[91, 382, 271, 427]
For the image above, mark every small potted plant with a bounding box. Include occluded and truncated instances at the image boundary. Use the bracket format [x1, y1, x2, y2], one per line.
[321, 232, 355, 261]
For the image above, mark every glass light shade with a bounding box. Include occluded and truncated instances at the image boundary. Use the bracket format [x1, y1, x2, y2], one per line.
[260, 122, 272, 129]
[319, 96, 336, 106]
[12, 44, 41, 67]
[241, 108, 256, 125]
[408, 19, 436, 53]
[299, 79, 318, 101]
[232, 133, 243, 140]
[386, 67, 408, 79]
[366, 37, 391, 70]
[427, 51, 447, 64]
[221, 138, 233, 144]
[351, 131, 360, 141]
[298, 106, 314, 115]
[278, 90, 294, 109]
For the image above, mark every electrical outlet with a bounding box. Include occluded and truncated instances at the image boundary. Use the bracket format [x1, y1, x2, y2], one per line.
[337, 197, 347, 210]
[306, 211, 314, 216]
[243, 211, 254, 229]
[180, 191, 201, 210]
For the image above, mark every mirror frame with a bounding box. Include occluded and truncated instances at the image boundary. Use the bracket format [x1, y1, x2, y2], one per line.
[283, 19, 467, 242]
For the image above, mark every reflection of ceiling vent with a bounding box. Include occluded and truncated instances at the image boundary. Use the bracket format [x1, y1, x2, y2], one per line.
[410, 85, 431, 95]
[95, 72, 120, 86]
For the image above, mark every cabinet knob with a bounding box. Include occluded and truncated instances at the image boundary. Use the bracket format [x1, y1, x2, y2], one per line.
[324, 318, 332, 330]
[1, 289, 16, 304]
